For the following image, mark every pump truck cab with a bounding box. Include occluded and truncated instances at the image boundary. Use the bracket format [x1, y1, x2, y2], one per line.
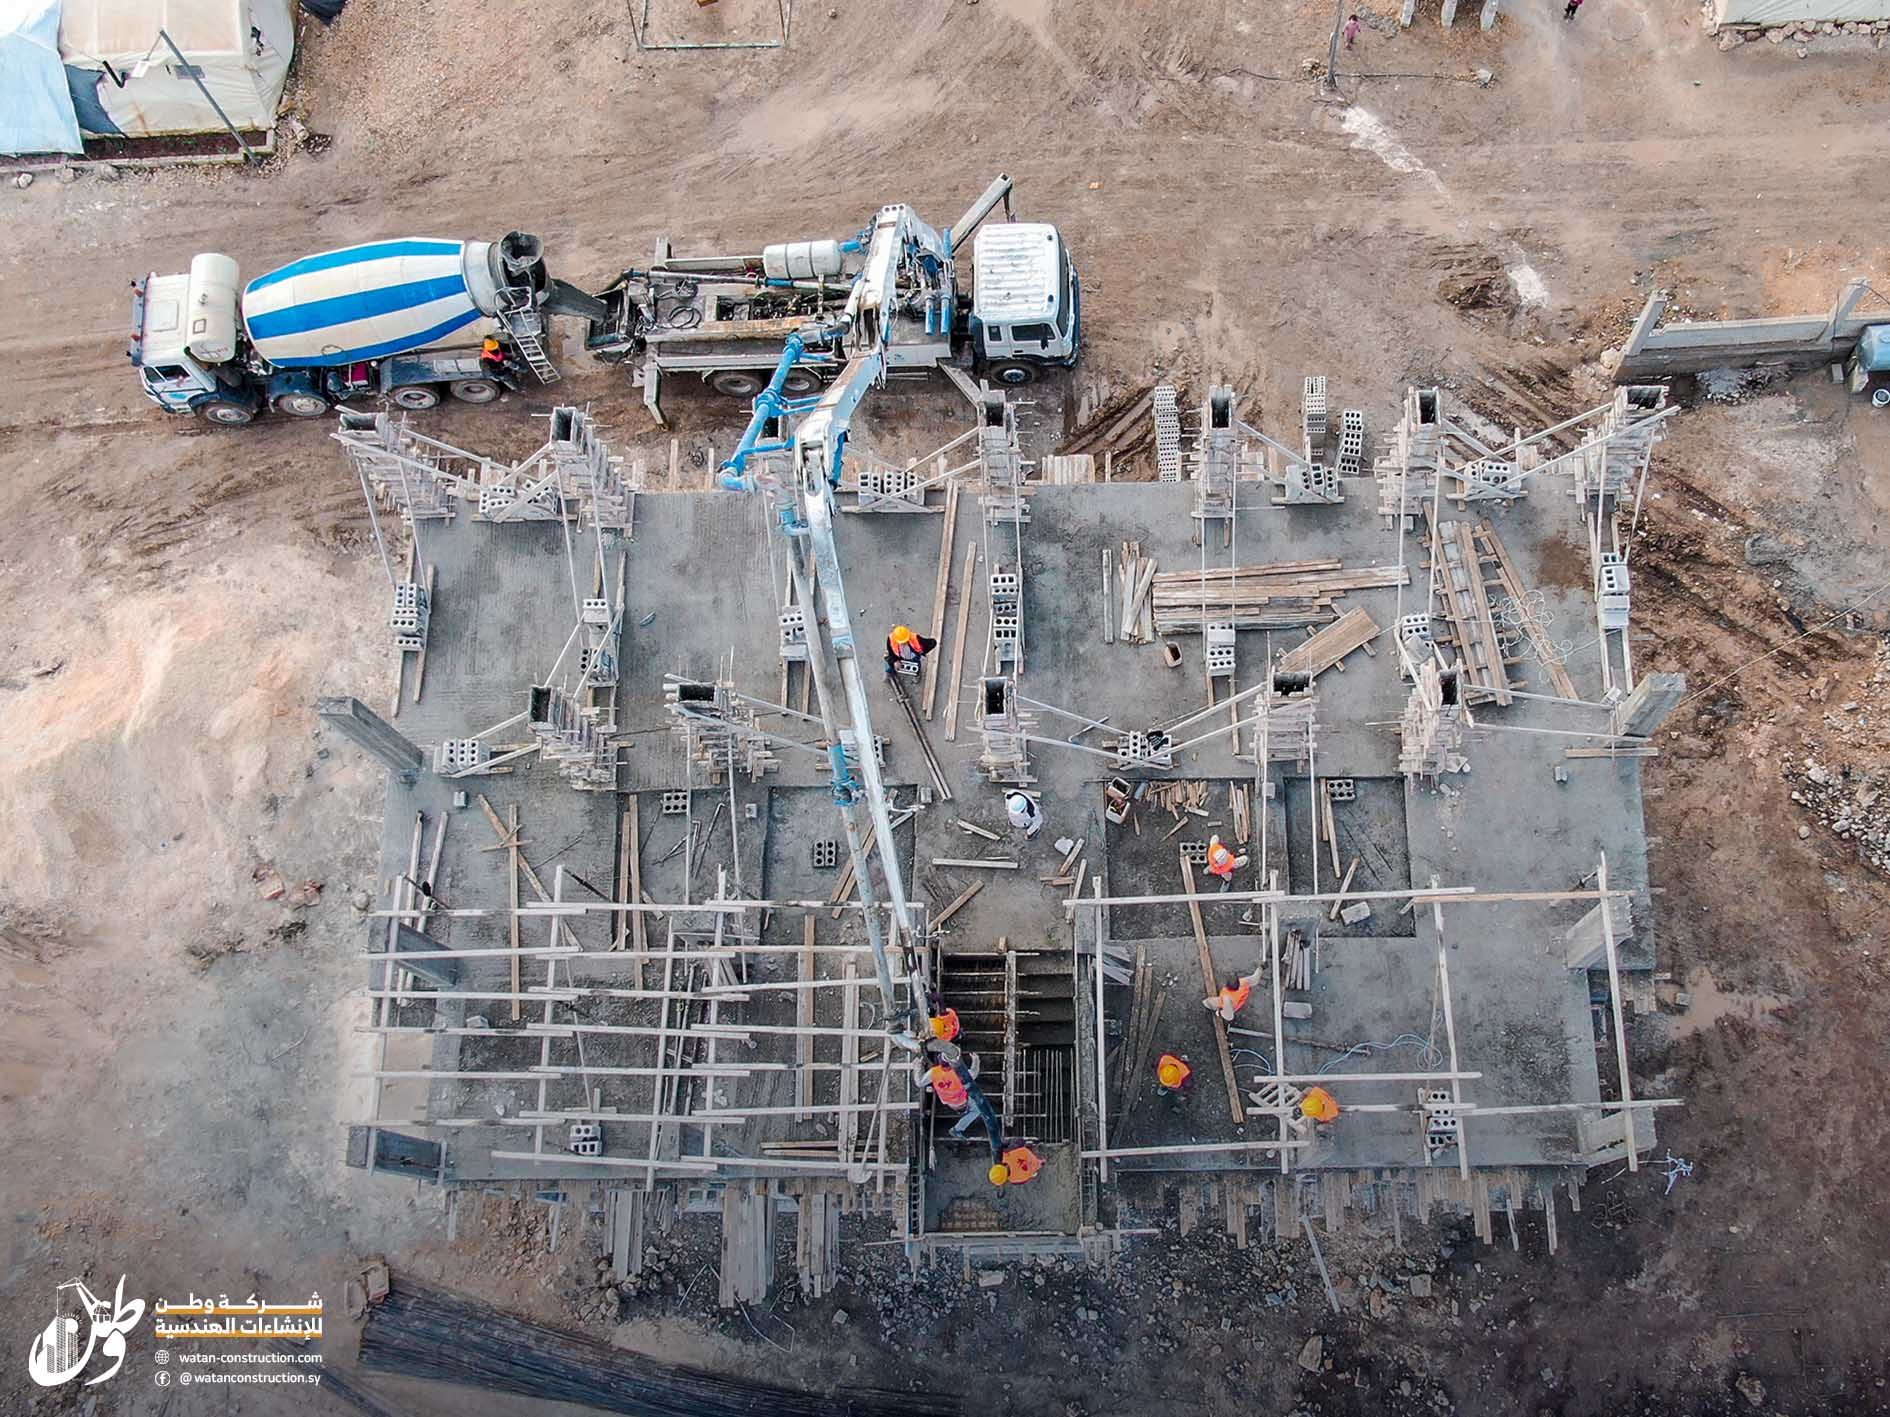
[129, 233, 603, 426]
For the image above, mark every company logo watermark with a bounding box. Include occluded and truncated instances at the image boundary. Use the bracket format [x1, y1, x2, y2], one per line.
[27, 1277, 144, 1388]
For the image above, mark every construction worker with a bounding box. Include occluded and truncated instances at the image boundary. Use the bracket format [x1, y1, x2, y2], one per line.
[924, 1058, 1002, 1154]
[885, 624, 937, 675]
[1005, 791, 1044, 838]
[1203, 964, 1265, 1022]
[929, 1007, 962, 1044]
[1156, 1053, 1195, 1103]
[1300, 1086, 1342, 1125]
[479, 336, 510, 375]
[1205, 834, 1249, 883]
[989, 1142, 1044, 1187]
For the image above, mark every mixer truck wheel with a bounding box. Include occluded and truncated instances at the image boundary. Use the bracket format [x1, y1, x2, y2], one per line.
[710, 371, 764, 399]
[196, 398, 255, 426]
[272, 392, 330, 418]
[781, 370, 820, 395]
[449, 378, 501, 404]
[391, 385, 442, 410]
[987, 361, 1038, 387]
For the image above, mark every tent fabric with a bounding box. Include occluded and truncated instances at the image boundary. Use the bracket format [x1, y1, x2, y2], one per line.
[58, 0, 295, 137]
[0, 0, 84, 155]
[1715, 0, 1890, 22]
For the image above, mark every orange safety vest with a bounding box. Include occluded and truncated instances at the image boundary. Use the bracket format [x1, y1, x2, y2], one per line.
[1217, 980, 1252, 1015]
[1207, 841, 1238, 878]
[1000, 1145, 1043, 1184]
[1157, 1054, 1193, 1089]
[929, 1064, 969, 1110]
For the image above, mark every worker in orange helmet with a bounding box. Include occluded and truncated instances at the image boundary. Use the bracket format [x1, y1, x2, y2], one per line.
[885, 624, 937, 675]
[1300, 1086, 1342, 1125]
[1205, 834, 1249, 883]
[1203, 963, 1266, 1022]
[929, 1008, 962, 1043]
[1156, 1053, 1195, 1104]
[988, 1143, 1044, 1187]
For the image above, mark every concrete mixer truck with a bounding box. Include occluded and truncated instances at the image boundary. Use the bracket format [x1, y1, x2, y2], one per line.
[128, 232, 605, 426]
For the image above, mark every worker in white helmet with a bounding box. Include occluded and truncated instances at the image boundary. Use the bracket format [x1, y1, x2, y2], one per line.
[1005, 791, 1043, 838]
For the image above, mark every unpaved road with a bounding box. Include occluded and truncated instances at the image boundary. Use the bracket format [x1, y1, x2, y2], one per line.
[2, 0, 1888, 1413]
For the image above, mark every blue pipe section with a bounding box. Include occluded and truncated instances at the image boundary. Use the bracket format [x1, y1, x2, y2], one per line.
[718, 332, 808, 489]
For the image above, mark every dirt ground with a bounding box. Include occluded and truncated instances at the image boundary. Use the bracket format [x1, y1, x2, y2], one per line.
[3, 0, 1889, 1412]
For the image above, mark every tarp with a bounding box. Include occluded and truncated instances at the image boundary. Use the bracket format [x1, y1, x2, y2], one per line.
[1861, 325, 1890, 374]
[1715, 0, 1890, 23]
[58, 0, 295, 137]
[0, 0, 83, 155]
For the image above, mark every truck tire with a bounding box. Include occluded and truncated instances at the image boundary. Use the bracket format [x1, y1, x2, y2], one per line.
[391, 385, 442, 410]
[710, 370, 764, 399]
[272, 391, 330, 418]
[987, 361, 1038, 387]
[196, 398, 256, 426]
[449, 378, 501, 404]
[782, 370, 820, 395]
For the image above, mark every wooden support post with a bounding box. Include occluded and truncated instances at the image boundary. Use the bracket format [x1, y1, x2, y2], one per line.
[1181, 853, 1245, 1125]
[1597, 852, 1638, 1172]
[508, 803, 522, 1022]
[922, 479, 959, 718]
[796, 914, 815, 1122]
[944, 543, 978, 742]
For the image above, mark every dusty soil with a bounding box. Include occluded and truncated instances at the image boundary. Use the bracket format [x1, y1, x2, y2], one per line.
[2, 0, 1888, 1412]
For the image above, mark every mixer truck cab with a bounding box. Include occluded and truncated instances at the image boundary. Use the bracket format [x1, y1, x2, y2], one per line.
[129, 237, 567, 426]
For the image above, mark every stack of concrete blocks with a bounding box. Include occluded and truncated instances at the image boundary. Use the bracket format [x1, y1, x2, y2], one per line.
[1152, 385, 1183, 484]
[333, 411, 472, 521]
[390, 578, 431, 653]
[1397, 659, 1468, 780]
[1113, 730, 1174, 769]
[1374, 386, 1445, 523]
[1205, 623, 1237, 685]
[578, 596, 618, 689]
[975, 675, 1035, 784]
[530, 683, 618, 790]
[978, 388, 1030, 526]
[856, 463, 924, 510]
[1301, 375, 1328, 462]
[1336, 409, 1366, 477]
[1396, 612, 1434, 682]
[1189, 386, 1243, 522]
[990, 567, 1022, 670]
[1595, 553, 1631, 631]
[1452, 457, 1522, 502]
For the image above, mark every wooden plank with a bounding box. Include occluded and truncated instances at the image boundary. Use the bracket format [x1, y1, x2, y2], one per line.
[933, 879, 984, 929]
[1181, 854, 1245, 1125]
[921, 479, 959, 718]
[508, 803, 521, 1023]
[412, 560, 438, 705]
[1477, 517, 1579, 700]
[929, 857, 1019, 870]
[840, 961, 860, 1160]
[1326, 858, 1360, 921]
[796, 916, 814, 1121]
[943, 543, 979, 743]
[1275, 605, 1381, 679]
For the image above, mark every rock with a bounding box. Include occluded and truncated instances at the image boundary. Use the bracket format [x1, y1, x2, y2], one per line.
[56, 164, 77, 184]
[1409, 1273, 1433, 1298]
[92, 162, 119, 182]
[9, 171, 29, 189]
[1717, 32, 1739, 48]
[1766, 25, 1786, 39]
[1369, 1288, 1389, 1318]
[1297, 1335, 1323, 1373]
[977, 1270, 1006, 1288]
[1736, 1373, 1765, 1407]
[1795, 45, 1809, 56]
[1799, 825, 1812, 839]
[832, 1308, 849, 1326]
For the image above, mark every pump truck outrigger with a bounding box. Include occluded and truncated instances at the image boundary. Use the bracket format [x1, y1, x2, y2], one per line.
[129, 175, 1079, 427]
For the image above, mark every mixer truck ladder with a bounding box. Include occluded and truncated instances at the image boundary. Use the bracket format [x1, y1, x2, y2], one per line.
[495, 288, 561, 385]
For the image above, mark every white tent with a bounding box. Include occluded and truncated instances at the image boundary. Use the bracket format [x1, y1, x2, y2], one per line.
[59, 0, 295, 138]
[0, 0, 83, 155]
